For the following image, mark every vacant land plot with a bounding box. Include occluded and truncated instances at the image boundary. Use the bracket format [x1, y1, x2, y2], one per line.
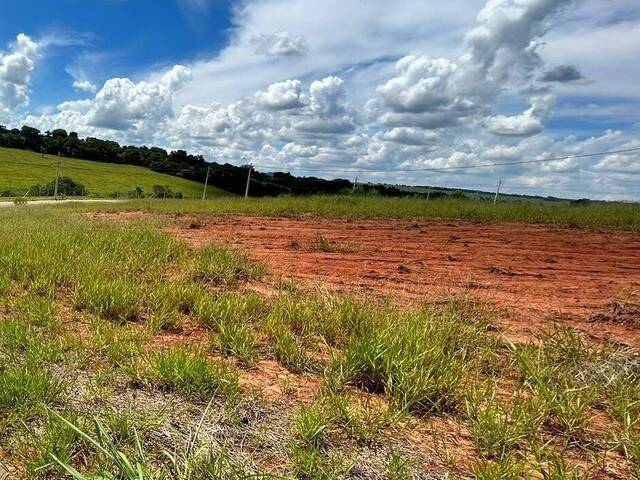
[168, 215, 640, 348]
[1, 202, 640, 480]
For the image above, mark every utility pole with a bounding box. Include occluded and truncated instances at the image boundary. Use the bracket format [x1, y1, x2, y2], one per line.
[493, 179, 503, 205]
[426, 187, 431, 201]
[244, 164, 253, 199]
[54, 152, 61, 200]
[202, 165, 210, 200]
[352, 176, 358, 193]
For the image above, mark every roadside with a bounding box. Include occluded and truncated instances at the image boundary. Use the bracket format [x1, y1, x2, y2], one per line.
[0, 199, 123, 207]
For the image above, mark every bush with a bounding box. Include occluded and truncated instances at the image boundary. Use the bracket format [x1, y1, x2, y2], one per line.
[29, 176, 87, 197]
[151, 185, 182, 198]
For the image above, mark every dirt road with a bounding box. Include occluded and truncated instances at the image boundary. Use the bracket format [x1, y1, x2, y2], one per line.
[171, 215, 640, 347]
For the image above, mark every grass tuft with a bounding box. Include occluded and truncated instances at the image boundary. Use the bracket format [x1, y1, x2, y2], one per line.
[143, 347, 239, 400]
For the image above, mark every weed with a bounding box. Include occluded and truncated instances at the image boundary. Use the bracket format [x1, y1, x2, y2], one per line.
[20, 410, 91, 479]
[91, 319, 146, 367]
[289, 443, 352, 480]
[513, 337, 600, 440]
[472, 455, 527, 479]
[189, 242, 266, 286]
[269, 323, 315, 373]
[194, 291, 266, 331]
[75, 276, 142, 323]
[143, 347, 239, 400]
[0, 364, 65, 417]
[308, 235, 357, 253]
[295, 404, 330, 450]
[386, 450, 420, 480]
[216, 320, 258, 366]
[338, 311, 485, 413]
[537, 453, 590, 480]
[466, 385, 547, 459]
[321, 392, 397, 442]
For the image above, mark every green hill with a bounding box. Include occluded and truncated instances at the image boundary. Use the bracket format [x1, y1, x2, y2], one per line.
[0, 147, 228, 198]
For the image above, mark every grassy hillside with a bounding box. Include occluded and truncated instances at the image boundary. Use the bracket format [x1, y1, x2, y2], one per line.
[0, 147, 227, 198]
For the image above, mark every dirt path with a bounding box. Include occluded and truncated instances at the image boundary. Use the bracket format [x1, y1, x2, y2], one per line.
[171, 215, 640, 348]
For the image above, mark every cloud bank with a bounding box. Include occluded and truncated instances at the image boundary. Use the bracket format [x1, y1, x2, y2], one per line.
[3, 0, 640, 200]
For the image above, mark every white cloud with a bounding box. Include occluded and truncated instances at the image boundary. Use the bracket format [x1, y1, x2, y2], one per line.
[11, 0, 640, 200]
[72, 79, 97, 94]
[255, 79, 305, 110]
[0, 34, 39, 116]
[486, 93, 554, 136]
[87, 65, 191, 130]
[251, 32, 308, 57]
[309, 76, 346, 117]
[281, 142, 319, 158]
[380, 127, 439, 146]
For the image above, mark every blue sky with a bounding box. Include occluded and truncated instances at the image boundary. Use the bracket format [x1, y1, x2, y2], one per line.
[1, 0, 639, 199]
[1, 0, 234, 108]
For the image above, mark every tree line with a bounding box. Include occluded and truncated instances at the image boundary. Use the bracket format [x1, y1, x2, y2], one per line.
[0, 125, 362, 196]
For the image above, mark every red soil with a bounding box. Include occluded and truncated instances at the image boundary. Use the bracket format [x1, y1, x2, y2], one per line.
[172, 216, 640, 348]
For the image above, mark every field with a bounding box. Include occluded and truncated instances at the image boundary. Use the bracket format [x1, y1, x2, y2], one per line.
[0, 147, 226, 198]
[1, 197, 639, 479]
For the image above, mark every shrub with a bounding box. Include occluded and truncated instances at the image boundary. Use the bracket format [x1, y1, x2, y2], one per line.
[151, 185, 182, 199]
[30, 176, 87, 196]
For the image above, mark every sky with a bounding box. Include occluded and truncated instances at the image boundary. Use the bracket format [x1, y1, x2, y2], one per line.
[1, 0, 639, 200]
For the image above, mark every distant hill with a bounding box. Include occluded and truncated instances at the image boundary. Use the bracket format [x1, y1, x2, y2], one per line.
[0, 147, 227, 198]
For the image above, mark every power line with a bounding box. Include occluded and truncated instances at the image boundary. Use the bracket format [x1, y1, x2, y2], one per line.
[253, 146, 640, 174]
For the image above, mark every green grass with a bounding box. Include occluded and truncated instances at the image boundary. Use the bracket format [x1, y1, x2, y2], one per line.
[141, 347, 239, 400]
[0, 146, 228, 198]
[70, 194, 640, 230]
[1, 203, 640, 478]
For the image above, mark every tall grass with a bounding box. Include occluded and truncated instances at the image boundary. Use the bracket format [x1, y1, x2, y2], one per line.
[76, 195, 640, 230]
[334, 307, 492, 413]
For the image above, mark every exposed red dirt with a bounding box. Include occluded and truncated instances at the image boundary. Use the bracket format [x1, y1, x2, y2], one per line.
[171, 216, 640, 348]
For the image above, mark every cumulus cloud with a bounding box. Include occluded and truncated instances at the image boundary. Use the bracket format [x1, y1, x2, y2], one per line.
[540, 64, 583, 82]
[380, 127, 439, 146]
[281, 142, 319, 158]
[462, 0, 570, 84]
[87, 65, 191, 130]
[0, 34, 39, 115]
[251, 32, 308, 57]
[72, 79, 97, 94]
[371, 55, 480, 130]
[11, 0, 640, 199]
[255, 79, 305, 111]
[486, 93, 554, 136]
[309, 76, 347, 117]
[294, 76, 357, 135]
[25, 65, 192, 136]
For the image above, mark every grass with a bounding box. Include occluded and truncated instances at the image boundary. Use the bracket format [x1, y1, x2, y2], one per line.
[1, 202, 640, 479]
[72, 194, 640, 230]
[141, 347, 239, 400]
[0, 146, 228, 198]
[334, 307, 490, 413]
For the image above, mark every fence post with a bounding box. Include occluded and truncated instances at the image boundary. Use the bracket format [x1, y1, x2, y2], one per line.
[244, 164, 253, 199]
[493, 179, 503, 205]
[352, 176, 358, 193]
[202, 165, 210, 200]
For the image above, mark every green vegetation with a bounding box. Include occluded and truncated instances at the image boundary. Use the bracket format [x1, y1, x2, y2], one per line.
[0, 146, 226, 198]
[79, 195, 640, 230]
[0, 203, 638, 479]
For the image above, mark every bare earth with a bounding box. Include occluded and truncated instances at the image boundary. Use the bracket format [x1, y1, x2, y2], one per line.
[170, 215, 640, 348]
